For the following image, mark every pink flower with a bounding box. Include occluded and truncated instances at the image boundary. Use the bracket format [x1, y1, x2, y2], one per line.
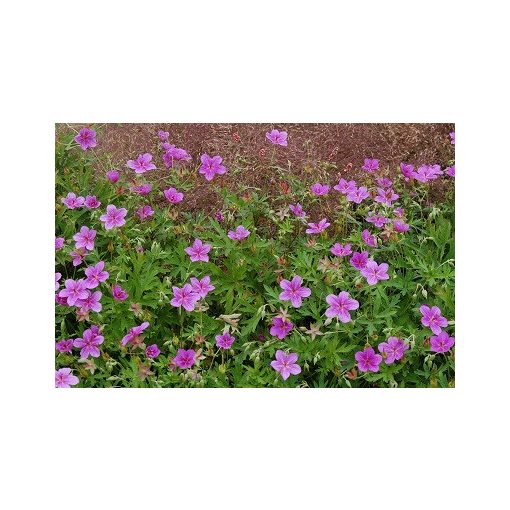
[445, 165, 455, 177]
[77, 290, 102, 312]
[355, 347, 382, 372]
[279, 275, 311, 308]
[334, 179, 357, 194]
[84, 195, 101, 209]
[378, 337, 409, 364]
[127, 153, 157, 174]
[412, 165, 442, 183]
[270, 317, 293, 339]
[350, 251, 369, 270]
[163, 146, 192, 167]
[400, 163, 414, 181]
[366, 214, 388, 228]
[62, 192, 85, 209]
[430, 332, 455, 353]
[74, 326, 104, 358]
[73, 226, 96, 251]
[266, 129, 288, 146]
[190, 276, 215, 298]
[163, 187, 184, 204]
[310, 183, 330, 196]
[55, 237, 65, 250]
[55, 368, 79, 388]
[84, 261, 109, 289]
[185, 238, 212, 262]
[58, 279, 89, 306]
[305, 218, 330, 234]
[173, 348, 196, 369]
[146, 344, 161, 358]
[347, 186, 369, 204]
[112, 284, 128, 301]
[55, 272, 62, 291]
[70, 248, 88, 266]
[106, 170, 120, 183]
[158, 130, 170, 141]
[393, 207, 404, 218]
[271, 350, 301, 381]
[325, 292, 359, 322]
[330, 243, 352, 257]
[362, 158, 379, 173]
[131, 184, 152, 195]
[228, 225, 251, 240]
[199, 154, 227, 181]
[289, 203, 306, 218]
[376, 177, 393, 188]
[170, 284, 200, 311]
[420, 305, 448, 335]
[360, 260, 389, 285]
[55, 338, 73, 354]
[121, 322, 150, 346]
[74, 128, 97, 150]
[449, 131, 455, 145]
[393, 220, 410, 233]
[136, 205, 154, 220]
[361, 229, 377, 248]
[100, 204, 127, 229]
[375, 187, 399, 206]
[215, 332, 235, 349]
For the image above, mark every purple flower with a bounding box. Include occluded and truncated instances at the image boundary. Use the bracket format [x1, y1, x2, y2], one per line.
[360, 260, 389, 285]
[112, 284, 128, 301]
[330, 243, 352, 257]
[449, 131, 455, 145]
[62, 192, 85, 209]
[393, 219, 410, 233]
[55, 272, 62, 291]
[412, 165, 442, 183]
[74, 128, 97, 150]
[146, 344, 161, 359]
[350, 251, 369, 270]
[70, 248, 88, 267]
[266, 129, 288, 146]
[430, 332, 455, 353]
[376, 177, 393, 188]
[445, 165, 455, 178]
[58, 279, 89, 306]
[84, 195, 101, 209]
[334, 179, 357, 194]
[55, 236, 65, 250]
[173, 349, 196, 369]
[162, 145, 192, 168]
[74, 326, 104, 358]
[127, 153, 157, 174]
[136, 205, 154, 220]
[228, 225, 251, 240]
[270, 317, 293, 339]
[375, 187, 399, 206]
[305, 218, 330, 234]
[325, 292, 359, 322]
[215, 211, 224, 222]
[366, 215, 388, 228]
[73, 226, 96, 251]
[393, 207, 404, 218]
[163, 187, 184, 204]
[400, 163, 414, 181]
[55, 368, 79, 388]
[378, 337, 409, 364]
[185, 238, 212, 262]
[215, 332, 235, 350]
[106, 170, 120, 183]
[84, 261, 109, 289]
[199, 154, 227, 181]
[279, 275, 311, 308]
[362, 158, 379, 173]
[420, 305, 448, 335]
[170, 284, 200, 312]
[190, 276, 215, 298]
[355, 347, 383, 373]
[271, 350, 301, 381]
[100, 204, 127, 229]
[131, 183, 152, 195]
[158, 130, 170, 141]
[289, 203, 306, 218]
[77, 290, 102, 312]
[310, 183, 330, 196]
[347, 186, 369, 204]
[121, 322, 150, 346]
[361, 229, 377, 248]
[55, 338, 73, 354]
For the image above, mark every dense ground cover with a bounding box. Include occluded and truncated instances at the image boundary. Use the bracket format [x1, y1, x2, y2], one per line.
[55, 124, 455, 388]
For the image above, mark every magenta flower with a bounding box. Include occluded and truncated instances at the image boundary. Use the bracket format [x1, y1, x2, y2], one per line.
[228, 225, 251, 240]
[400, 163, 414, 181]
[121, 322, 150, 346]
[271, 350, 301, 381]
[112, 284, 128, 301]
[366, 214, 388, 228]
[190, 276, 215, 298]
[362, 158, 379, 173]
[55, 236, 65, 250]
[158, 130, 170, 141]
[305, 218, 330, 234]
[163, 187, 184, 204]
[84, 195, 101, 209]
[136, 205, 154, 220]
[146, 344, 161, 359]
[163, 146, 192, 167]
[74, 326, 104, 358]
[55, 338, 73, 354]
[270, 316, 293, 339]
[412, 165, 442, 183]
[106, 170, 120, 183]
[58, 279, 89, 306]
[289, 203, 306, 218]
[185, 238, 212, 262]
[393, 207, 404, 218]
[310, 183, 330, 196]
[361, 229, 377, 248]
[355, 347, 383, 373]
[430, 332, 455, 353]
[127, 153, 157, 174]
[279, 275, 311, 308]
[77, 290, 102, 312]
[132, 183, 153, 195]
[375, 187, 399, 206]
[199, 154, 227, 181]
[330, 242, 352, 257]
[62, 192, 85, 209]
[170, 284, 200, 312]
[325, 292, 359, 322]
[100, 204, 127, 229]
[360, 260, 389, 285]
[55, 272, 62, 291]
[393, 220, 410, 233]
[445, 165, 455, 177]
[334, 178, 357, 194]
[347, 186, 369, 204]
[449, 131, 455, 145]
[84, 261, 109, 289]
[70, 248, 88, 266]
[376, 177, 393, 188]
[173, 349, 196, 369]
[378, 337, 409, 364]
[74, 128, 97, 150]
[420, 305, 448, 335]
[266, 129, 288, 146]
[215, 211, 224, 222]
[73, 226, 96, 251]
[350, 251, 369, 270]
[215, 332, 235, 350]
[55, 368, 79, 388]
